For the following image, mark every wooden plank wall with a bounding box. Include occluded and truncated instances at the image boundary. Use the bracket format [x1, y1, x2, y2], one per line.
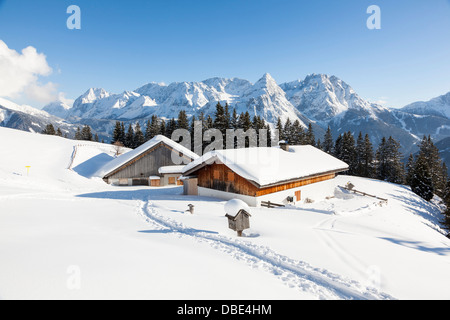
[197, 163, 335, 197]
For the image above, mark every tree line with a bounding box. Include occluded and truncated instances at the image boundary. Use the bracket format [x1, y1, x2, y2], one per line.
[41, 123, 102, 142]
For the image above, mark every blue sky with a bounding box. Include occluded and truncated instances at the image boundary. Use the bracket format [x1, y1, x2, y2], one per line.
[1, 0, 450, 108]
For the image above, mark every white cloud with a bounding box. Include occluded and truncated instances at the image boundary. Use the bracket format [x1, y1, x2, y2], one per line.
[0, 40, 66, 105]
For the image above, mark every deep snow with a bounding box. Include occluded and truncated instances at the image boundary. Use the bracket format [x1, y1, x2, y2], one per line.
[0, 127, 449, 300]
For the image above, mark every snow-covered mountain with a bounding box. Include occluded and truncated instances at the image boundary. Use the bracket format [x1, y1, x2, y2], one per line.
[401, 92, 450, 119]
[6, 72, 450, 157]
[62, 74, 304, 127]
[42, 100, 72, 119]
[0, 97, 75, 136]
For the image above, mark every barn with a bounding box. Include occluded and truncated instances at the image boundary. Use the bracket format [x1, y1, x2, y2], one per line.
[181, 143, 348, 207]
[96, 135, 199, 186]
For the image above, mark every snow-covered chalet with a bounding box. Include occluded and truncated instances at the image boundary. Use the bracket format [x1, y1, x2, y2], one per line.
[181, 142, 348, 207]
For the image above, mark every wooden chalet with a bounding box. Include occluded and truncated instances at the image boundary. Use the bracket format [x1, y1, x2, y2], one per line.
[182, 144, 348, 207]
[97, 135, 199, 186]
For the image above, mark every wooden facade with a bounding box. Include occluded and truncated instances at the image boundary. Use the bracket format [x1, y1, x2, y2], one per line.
[195, 162, 336, 197]
[104, 142, 194, 185]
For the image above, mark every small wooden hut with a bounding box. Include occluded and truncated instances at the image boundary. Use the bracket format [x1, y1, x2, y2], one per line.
[97, 135, 199, 186]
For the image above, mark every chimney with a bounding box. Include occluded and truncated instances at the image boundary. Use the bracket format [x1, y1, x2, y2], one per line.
[279, 140, 289, 152]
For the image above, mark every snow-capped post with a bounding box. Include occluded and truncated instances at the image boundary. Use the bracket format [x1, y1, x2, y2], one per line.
[187, 204, 194, 214]
[224, 199, 251, 237]
[25, 166, 30, 176]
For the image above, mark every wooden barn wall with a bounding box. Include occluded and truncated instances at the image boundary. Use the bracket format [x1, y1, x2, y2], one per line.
[196, 163, 336, 197]
[107, 144, 188, 180]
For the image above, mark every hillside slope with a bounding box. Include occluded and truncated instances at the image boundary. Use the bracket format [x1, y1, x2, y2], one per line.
[0, 127, 449, 299]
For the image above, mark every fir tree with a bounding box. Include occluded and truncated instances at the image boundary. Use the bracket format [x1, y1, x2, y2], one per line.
[323, 126, 334, 154]
[385, 136, 405, 184]
[74, 127, 82, 140]
[282, 118, 292, 142]
[305, 123, 316, 146]
[125, 124, 135, 148]
[334, 134, 343, 160]
[94, 133, 99, 142]
[56, 128, 63, 137]
[405, 153, 415, 186]
[417, 136, 445, 196]
[42, 124, 56, 135]
[230, 108, 238, 129]
[134, 122, 145, 147]
[81, 125, 93, 141]
[159, 119, 166, 137]
[376, 137, 389, 181]
[291, 120, 304, 145]
[362, 134, 374, 178]
[112, 121, 123, 144]
[177, 110, 189, 130]
[120, 122, 126, 143]
[165, 118, 177, 138]
[145, 116, 161, 141]
[340, 131, 356, 175]
[410, 153, 434, 201]
[355, 132, 365, 177]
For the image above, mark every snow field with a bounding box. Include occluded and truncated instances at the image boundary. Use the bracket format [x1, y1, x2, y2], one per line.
[0, 127, 449, 299]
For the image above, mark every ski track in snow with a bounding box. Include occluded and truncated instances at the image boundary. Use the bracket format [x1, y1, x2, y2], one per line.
[137, 198, 394, 300]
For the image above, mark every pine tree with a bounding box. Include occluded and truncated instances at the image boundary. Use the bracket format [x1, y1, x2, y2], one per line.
[125, 124, 135, 148]
[165, 118, 177, 138]
[275, 117, 283, 142]
[56, 128, 63, 137]
[291, 120, 304, 145]
[224, 103, 231, 130]
[42, 124, 56, 135]
[112, 121, 123, 144]
[417, 136, 445, 196]
[282, 118, 292, 142]
[81, 125, 93, 141]
[410, 153, 434, 201]
[405, 153, 415, 186]
[323, 126, 334, 154]
[145, 117, 161, 141]
[385, 136, 405, 184]
[340, 131, 356, 175]
[94, 133, 99, 142]
[134, 122, 145, 147]
[231, 108, 238, 129]
[120, 122, 126, 143]
[376, 137, 388, 181]
[177, 110, 189, 130]
[159, 119, 166, 137]
[362, 134, 375, 178]
[355, 132, 365, 177]
[305, 123, 316, 146]
[74, 127, 82, 140]
[334, 134, 343, 160]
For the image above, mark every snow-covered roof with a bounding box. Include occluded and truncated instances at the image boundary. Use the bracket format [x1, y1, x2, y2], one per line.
[183, 145, 348, 188]
[95, 135, 199, 178]
[158, 165, 185, 174]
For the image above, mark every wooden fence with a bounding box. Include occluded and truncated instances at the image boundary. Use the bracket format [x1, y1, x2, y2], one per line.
[261, 201, 285, 209]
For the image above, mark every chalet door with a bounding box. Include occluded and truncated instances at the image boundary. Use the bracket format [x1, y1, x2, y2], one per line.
[295, 190, 302, 202]
[168, 177, 176, 185]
